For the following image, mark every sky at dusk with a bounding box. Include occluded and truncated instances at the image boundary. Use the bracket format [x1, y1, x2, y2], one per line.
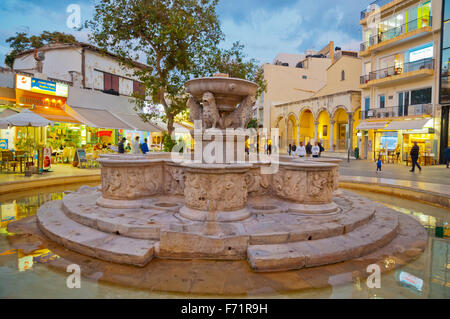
[0, 0, 367, 66]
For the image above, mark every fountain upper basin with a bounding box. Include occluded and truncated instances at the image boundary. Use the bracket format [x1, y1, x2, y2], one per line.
[184, 76, 258, 112]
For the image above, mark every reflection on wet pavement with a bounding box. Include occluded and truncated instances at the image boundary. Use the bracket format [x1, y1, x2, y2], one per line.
[0, 185, 448, 299]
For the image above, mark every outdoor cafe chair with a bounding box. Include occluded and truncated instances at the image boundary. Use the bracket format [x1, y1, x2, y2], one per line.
[0, 151, 9, 172]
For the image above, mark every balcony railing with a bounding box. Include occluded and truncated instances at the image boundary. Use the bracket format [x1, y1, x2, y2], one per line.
[360, 17, 432, 51]
[361, 0, 392, 20]
[360, 104, 432, 120]
[360, 58, 434, 84]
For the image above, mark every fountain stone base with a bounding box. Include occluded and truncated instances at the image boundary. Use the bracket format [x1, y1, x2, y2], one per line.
[180, 163, 252, 222]
[33, 74, 427, 272]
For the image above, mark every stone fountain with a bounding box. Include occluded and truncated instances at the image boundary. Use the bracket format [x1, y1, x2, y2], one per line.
[34, 74, 427, 273]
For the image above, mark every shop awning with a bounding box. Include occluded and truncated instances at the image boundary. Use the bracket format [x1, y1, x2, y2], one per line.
[154, 120, 193, 132]
[0, 107, 19, 118]
[70, 106, 133, 130]
[384, 118, 431, 130]
[32, 106, 81, 124]
[356, 121, 389, 130]
[112, 112, 163, 132]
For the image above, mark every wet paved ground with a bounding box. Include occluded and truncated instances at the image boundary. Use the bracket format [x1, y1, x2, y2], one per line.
[0, 164, 100, 184]
[0, 185, 448, 298]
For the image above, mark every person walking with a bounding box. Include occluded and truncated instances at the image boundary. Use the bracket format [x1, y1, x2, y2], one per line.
[376, 156, 382, 174]
[409, 141, 421, 172]
[118, 137, 126, 154]
[311, 142, 320, 158]
[140, 138, 149, 154]
[132, 136, 142, 154]
[445, 146, 450, 168]
[318, 142, 324, 157]
[305, 141, 312, 157]
[291, 144, 297, 156]
[295, 142, 306, 158]
[288, 144, 292, 156]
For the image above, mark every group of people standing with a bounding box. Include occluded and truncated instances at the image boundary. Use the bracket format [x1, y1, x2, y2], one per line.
[118, 136, 150, 155]
[289, 141, 324, 158]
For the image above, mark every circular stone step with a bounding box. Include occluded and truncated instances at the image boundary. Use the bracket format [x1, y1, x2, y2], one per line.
[60, 189, 377, 250]
[247, 206, 399, 272]
[37, 200, 156, 267]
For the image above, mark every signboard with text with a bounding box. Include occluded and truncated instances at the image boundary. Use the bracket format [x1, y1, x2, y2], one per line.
[16, 75, 68, 97]
[43, 147, 52, 170]
[0, 139, 8, 150]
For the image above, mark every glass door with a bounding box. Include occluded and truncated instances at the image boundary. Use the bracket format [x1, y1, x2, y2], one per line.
[398, 91, 410, 116]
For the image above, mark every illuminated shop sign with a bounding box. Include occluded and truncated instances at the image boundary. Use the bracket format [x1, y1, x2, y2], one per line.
[409, 45, 433, 63]
[16, 75, 68, 97]
[398, 271, 423, 292]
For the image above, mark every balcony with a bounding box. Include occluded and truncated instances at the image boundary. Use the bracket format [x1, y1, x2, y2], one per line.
[360, 58, 434, 87]
[360, 17, 432, 55]
[361, 0, 393, 20]
[360, 104, 432, 120]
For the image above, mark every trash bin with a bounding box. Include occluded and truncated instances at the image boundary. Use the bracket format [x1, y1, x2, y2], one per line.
[354, 147, 359, 160]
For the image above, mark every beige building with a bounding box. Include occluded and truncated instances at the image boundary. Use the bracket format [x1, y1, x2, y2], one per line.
[260, 42, 336, 131]
[271, 50, 362, 153]
[358, 0, 442, 163]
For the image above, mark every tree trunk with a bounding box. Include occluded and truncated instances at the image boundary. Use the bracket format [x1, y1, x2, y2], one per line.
[167, 114, 175, 137]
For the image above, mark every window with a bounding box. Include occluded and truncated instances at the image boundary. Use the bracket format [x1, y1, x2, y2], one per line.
[411, 87, 431, 105]
[441, 1, 450, 103]
[379, 95, 385, 108]
[133, 80, 145, 97]
[104, 72, 119, 95]
[364, 97, 370, 111]
[341, 70, 345, 81]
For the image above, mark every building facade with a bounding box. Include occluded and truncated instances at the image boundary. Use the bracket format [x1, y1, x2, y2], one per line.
[0, 42, 166, 157]
[358, 0, 443, 163]
[272, 52, 362, 153]
[439, 0, 450, 163]
[262, 42, 335, 131]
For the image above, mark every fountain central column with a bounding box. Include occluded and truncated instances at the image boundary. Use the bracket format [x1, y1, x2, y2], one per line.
[179, 163, 252, 222]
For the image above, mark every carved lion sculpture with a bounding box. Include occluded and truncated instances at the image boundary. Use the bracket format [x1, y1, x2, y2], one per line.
[223, 95, 255, 128]
[202, 91, 221, 129]
[187, 95, 203, 123]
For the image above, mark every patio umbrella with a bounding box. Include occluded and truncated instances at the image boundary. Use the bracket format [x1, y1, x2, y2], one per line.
[0, 118, 8, 129]
[2, 109, 53, 163]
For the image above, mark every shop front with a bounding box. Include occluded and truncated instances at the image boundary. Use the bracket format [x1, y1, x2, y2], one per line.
[12, 75, 85, 165]
[357, 118, 436, 165]
[384, 118, 436, 165]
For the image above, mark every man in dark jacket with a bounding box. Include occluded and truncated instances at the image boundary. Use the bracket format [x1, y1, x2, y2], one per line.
[140, 138, 150, 154]
[445, 146, 450, 168]
[409, 141, 421, 172]
[118, 137, 126, 154]
[305, 142, 312, 157]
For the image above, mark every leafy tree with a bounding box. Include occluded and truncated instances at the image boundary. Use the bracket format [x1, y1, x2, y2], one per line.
[87, 0, 224, 136]
[87, 0, 267, 136]
[205, 42, 267, 98]
[247, 118, 258, 129]
[4, 31, 77, 68]
[162, 132, 177, 152]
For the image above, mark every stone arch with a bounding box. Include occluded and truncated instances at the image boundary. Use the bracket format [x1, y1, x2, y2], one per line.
[316, 109, 331, 150]
[275, 115, 287, 150]
[286, 113, 298, 147]
[298, 108, 314, 145]
[314, 107, 331, 122]
[332, 106, 350, 151]
[331, 105, 350, 119]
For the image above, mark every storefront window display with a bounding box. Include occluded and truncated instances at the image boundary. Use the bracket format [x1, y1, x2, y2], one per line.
[374, 131, 398, 159]
[403, 132, 434, 159]
[46, 123, 118, 162]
